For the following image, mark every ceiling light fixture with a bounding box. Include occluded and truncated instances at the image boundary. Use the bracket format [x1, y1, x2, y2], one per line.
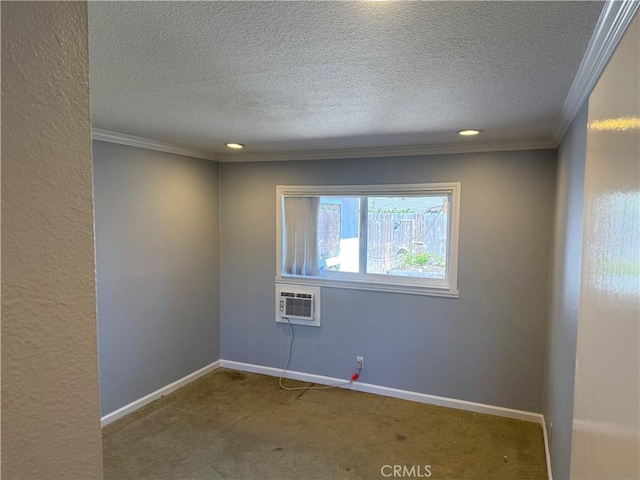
[457, 129, 482, 136]
[226, 143, 244, 149]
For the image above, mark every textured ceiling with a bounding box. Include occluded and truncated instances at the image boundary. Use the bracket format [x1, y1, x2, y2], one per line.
[88, 1, 604, 157]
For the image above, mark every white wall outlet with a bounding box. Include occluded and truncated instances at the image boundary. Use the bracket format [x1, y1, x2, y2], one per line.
[356, 356, 364, 370]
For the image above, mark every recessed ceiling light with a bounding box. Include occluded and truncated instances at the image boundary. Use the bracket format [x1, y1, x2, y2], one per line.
[226, 143, 244, 149]
[457, 129, 482, 136]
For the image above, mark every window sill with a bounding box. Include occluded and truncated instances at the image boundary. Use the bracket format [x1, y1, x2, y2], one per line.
[276, 275, 459, 298]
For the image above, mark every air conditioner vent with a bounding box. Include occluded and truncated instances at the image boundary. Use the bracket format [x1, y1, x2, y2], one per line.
[275, 284, 321, 327]
[285, 297, 312, 318]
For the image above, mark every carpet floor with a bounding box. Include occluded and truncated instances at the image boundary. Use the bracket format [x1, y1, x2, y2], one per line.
[102, 368, 548, 479]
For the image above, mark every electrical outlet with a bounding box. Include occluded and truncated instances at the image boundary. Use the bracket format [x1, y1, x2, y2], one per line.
[356, 356, 364, 370]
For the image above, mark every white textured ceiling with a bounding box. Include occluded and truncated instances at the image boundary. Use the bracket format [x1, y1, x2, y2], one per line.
[88, 1, 604, 158]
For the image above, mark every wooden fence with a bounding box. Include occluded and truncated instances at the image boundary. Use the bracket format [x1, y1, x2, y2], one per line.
[318, 208, 448, 274]
[367, 212, 447, 274]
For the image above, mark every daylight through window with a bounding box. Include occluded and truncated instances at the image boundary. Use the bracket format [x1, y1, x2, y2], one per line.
[276, 184, 460, 297]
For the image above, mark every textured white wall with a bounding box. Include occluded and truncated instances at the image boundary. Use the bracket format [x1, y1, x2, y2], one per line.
[571, 13, 640, 479]
[1, 2, 104, 478]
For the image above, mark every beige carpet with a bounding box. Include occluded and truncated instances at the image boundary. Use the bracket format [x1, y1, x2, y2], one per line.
[103, 368, 548, 479]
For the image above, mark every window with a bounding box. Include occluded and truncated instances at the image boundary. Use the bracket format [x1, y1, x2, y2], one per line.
[276, 183, 460, 297]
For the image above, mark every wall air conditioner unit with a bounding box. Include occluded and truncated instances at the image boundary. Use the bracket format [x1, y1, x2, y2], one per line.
[275, 284, 321, 327]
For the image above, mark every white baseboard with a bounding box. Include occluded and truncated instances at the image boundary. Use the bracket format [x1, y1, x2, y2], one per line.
[219, 359, 542, 424]
[100, 360, 221, 427]
[542, 418, 553, 480]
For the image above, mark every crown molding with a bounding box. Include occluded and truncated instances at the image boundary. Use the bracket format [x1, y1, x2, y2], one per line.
[91, 128, 554, 163]
[217, 138, 556, 163]
[91, 128, 220, 161]
[553, 0, 640, 144]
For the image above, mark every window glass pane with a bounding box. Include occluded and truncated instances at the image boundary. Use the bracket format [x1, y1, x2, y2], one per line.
[366, 195, 448, 279]
[318, 197, 360, 273]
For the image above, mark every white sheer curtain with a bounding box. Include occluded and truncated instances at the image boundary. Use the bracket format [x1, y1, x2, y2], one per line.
[283, 196, 320, 276]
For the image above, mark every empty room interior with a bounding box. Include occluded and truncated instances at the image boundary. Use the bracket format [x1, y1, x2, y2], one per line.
[2, 1, 640, 480]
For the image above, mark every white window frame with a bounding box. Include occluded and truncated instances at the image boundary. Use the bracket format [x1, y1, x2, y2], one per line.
[276, 183, 461, 298]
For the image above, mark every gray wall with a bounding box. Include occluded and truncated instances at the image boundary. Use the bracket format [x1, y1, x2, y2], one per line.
[220, 150, 556, 412]
[1, 2, 104, 478]
[93, 141, 220, 415]
[542, 105, 587, 479]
